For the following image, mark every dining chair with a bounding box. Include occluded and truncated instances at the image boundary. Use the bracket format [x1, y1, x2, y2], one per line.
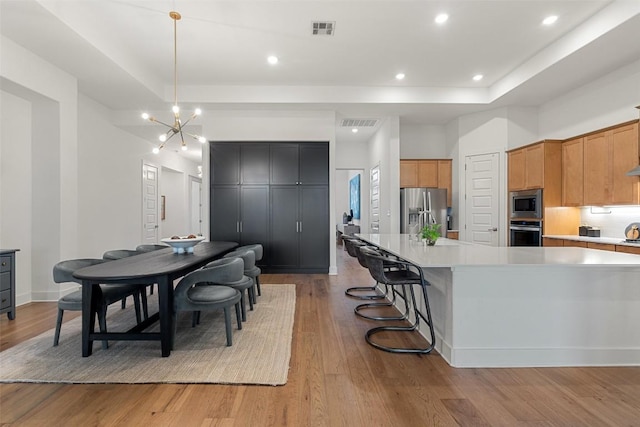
[53, 258, 143, 349]
[224, 248, 260, 304]
[102, 249, 150, 319]
[234, 244, 263, 297]
[173, 259, 244, 346]
[203, 256, 254, 322]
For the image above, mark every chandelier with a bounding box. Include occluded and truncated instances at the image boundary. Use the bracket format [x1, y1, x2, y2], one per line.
[141, 11, 206, 154]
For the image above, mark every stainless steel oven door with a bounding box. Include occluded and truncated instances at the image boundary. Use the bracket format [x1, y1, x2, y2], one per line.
[509, 221, 542, 246]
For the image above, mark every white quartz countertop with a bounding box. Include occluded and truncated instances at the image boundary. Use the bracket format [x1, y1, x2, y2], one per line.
[356, 234, 640, 268]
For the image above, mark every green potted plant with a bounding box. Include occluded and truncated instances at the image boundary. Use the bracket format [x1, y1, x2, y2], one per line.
[421, 223, 441, 246]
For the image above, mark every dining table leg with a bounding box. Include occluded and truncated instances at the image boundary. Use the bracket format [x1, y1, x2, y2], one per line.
[157, 276, 173, 357]
[81, 282, 97, 357]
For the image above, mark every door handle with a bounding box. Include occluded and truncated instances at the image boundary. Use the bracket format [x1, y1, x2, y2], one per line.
[488, 227, 498, 231]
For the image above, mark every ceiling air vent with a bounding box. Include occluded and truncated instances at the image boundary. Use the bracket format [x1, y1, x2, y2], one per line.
[312, 21, 335, 35]
[340, 119, 378, 128]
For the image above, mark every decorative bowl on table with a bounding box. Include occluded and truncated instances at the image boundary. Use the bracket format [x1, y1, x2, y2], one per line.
[160, 235, 206, 254]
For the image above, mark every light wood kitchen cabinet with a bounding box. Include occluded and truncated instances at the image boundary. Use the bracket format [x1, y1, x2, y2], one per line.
[610, 122, 639, 204]
[542, 237, 563, 247]
[616, 245, 640, 255]
[507, 140, 562, 204]
[563, 240, 587, 248]
[418, 160, 438, 187]
[400, 160, 418, 188]
[587, 242, 616, 251]
[567, 121, 639, 206]
[400, 159, 453, 206]
[562, 137, 584, 206]
[437, 160, 452, 207]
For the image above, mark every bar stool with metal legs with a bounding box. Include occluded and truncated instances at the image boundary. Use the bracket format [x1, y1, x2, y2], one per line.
[359, 246, 436, 354]
[353, 245, 411, 322]
[342, 235, 385, 300]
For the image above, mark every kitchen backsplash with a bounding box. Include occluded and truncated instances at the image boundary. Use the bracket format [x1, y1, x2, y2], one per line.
[580, 206, 640, 239]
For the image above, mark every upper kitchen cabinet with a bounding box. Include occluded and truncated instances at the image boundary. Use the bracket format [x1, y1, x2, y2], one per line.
[270, 143, 329, 185]
[400, 160, 418, 187]
[508, 140, 562, 205]
[583, 121, 639, 206]
[400, 159, 452, 206]
[562, 137, 584, 206]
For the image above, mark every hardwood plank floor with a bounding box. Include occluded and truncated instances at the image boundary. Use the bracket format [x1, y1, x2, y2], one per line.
[1, 244, 640, 426]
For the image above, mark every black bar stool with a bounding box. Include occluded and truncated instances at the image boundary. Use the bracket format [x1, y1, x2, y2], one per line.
[342, 236, 385, 300]
[359, 246, 436, 354]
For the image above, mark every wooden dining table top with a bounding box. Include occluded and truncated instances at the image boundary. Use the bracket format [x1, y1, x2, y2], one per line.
[73, 241, 239, 283]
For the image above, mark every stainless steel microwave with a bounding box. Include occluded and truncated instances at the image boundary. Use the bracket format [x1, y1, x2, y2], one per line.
[510, 189, 542, 219]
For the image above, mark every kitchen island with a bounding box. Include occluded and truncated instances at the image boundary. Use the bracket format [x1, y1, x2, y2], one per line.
[356, 234, 640, 368]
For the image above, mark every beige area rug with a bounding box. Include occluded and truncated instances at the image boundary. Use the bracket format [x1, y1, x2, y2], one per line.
[0, 284, 295, 385]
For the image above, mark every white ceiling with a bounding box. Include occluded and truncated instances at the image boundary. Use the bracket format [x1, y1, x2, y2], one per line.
[2, 0, 640, 162]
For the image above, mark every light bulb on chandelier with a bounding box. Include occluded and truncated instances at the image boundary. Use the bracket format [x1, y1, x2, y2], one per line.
[140, 11, 206, 154]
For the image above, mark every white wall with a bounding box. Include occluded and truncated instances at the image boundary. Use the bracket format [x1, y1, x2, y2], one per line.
[1, 37, 200, 302]
[368, 116, 401, 233]
[538, 59, 640, 139]
[400, 124, 448, 158]
[0, 90, 33, 305]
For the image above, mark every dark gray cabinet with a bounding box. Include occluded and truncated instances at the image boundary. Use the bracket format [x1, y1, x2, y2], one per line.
[210, 185, 269, 262]
[210, 142, 329, 273]
[1, 249, 18, 320]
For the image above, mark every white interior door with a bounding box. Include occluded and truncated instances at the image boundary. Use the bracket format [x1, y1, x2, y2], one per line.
[370, 165, 380, 233]
[464, 153, 499, 246]
[142, 163, 159, 243]
[189, 176, 202, 236]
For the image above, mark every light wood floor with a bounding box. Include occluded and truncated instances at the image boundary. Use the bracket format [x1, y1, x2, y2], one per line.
[2, 245, 640, 426]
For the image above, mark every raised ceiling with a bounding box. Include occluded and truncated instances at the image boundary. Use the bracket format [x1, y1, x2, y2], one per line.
[2, 0, 640, 160]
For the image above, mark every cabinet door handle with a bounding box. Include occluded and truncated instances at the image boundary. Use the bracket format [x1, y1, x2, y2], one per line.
[1, 262, 5, 267]
[236, 222, 239, 233]
[240, 222, 243, 233]
[296, 221, 299, 232]
[299, 221, 302, 233]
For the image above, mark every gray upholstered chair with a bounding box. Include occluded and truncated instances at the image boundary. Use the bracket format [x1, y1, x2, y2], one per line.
[173, 259, 243, 346]
[235, 244, 263, 297]
[53, 258, 143, 349]
[359, 246, 436, 354]
[204, 256, 254, 322]
[102, 249, 149, 319]
[224, 247, 260, 304]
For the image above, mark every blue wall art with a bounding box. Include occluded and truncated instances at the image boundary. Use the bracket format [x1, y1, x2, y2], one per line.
[349, 174, 361, 220]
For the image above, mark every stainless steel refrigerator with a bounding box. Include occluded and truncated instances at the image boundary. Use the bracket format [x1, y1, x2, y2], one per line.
[400, 188, 448, 235]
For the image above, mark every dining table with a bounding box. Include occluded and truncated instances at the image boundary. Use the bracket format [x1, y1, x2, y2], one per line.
[73, 241, 238, 357]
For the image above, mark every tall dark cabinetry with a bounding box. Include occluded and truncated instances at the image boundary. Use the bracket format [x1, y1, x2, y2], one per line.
[210, 142, 329, 273]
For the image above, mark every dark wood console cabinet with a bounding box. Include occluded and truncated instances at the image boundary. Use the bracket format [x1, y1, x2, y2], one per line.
[1, 249, 19, 320]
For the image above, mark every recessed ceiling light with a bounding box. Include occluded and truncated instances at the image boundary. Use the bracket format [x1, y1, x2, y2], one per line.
[542, 15, 558, 26]
[435, 13, 449, 24]
[352, 128, 359, 133]
[267, 55, 278, 65]
[395, 73, 405, 80]
[472, 74, 483, 81]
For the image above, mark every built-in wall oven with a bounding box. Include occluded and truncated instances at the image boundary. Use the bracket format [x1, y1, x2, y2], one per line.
[510, 189, 542, 219]
[509, 220, 542, 246]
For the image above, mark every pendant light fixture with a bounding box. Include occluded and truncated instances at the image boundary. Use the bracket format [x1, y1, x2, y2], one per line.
[141, 11, 206, 154]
